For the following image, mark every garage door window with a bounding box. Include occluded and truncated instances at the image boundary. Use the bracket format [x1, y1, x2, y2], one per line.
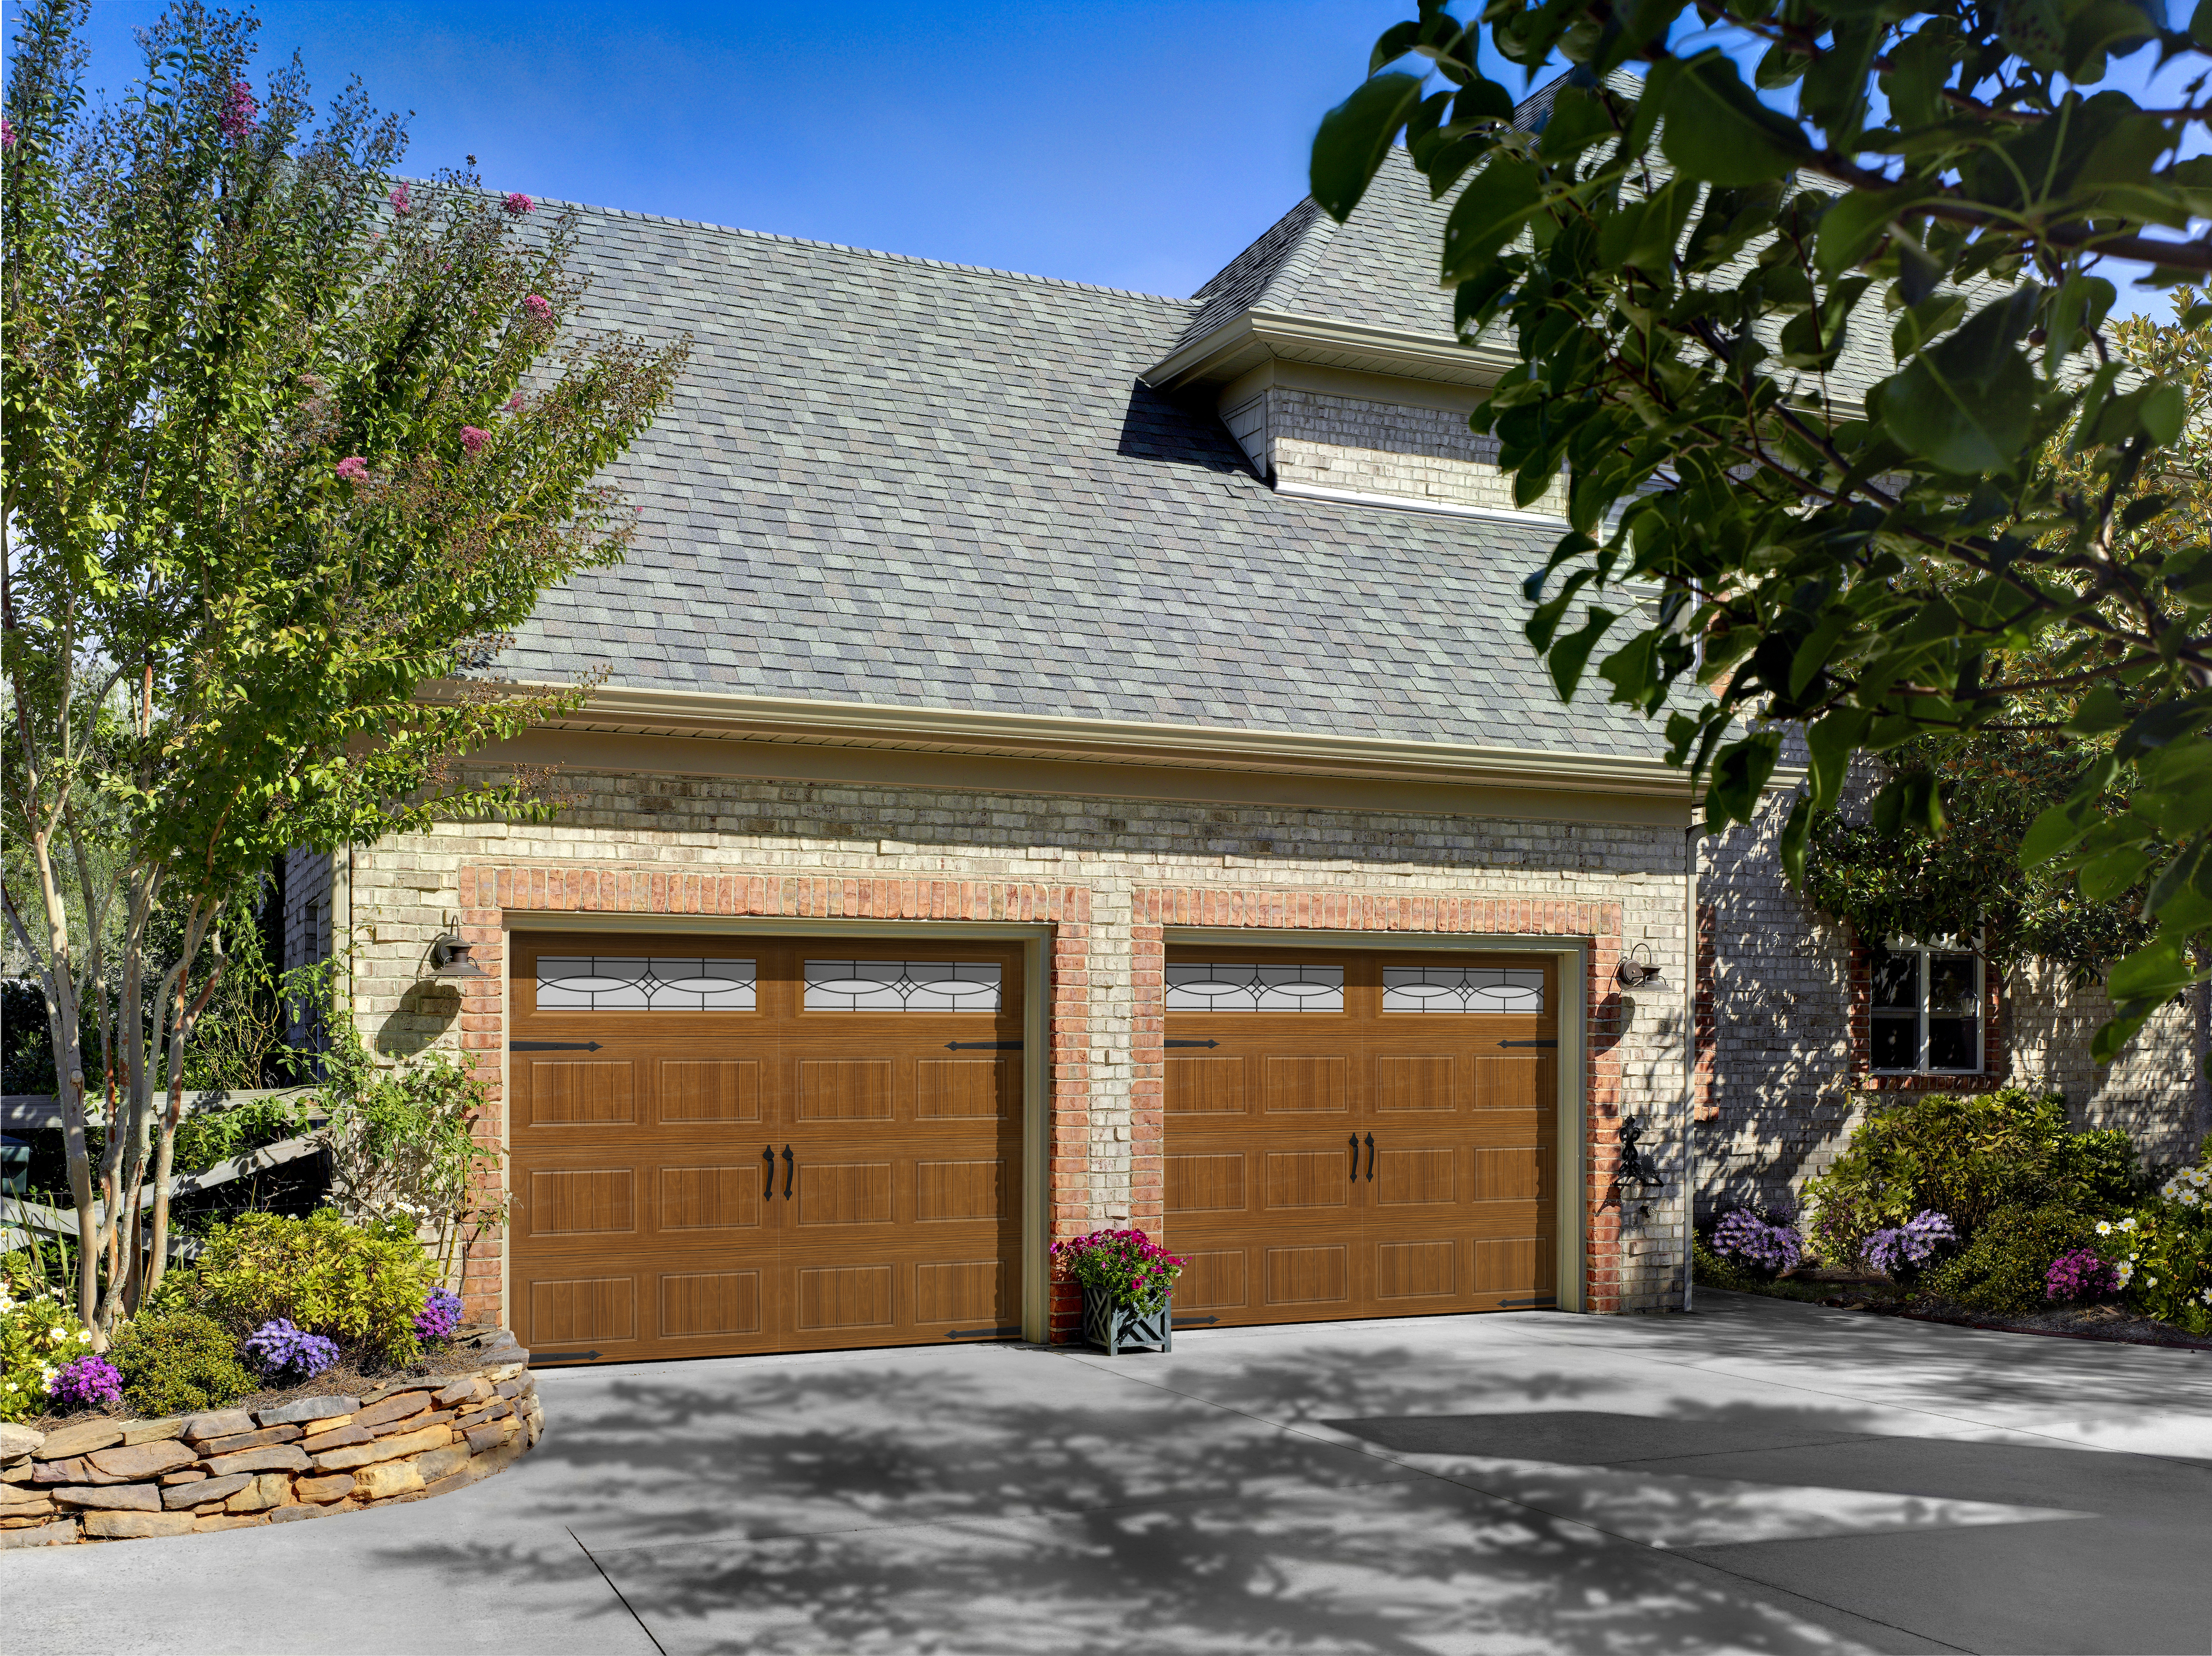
[1382, 966, 1545, 1014]
[1165, 963, 1345, 1011]
[536, 957, 757, 1011]
[803, 960, 1002, 1011]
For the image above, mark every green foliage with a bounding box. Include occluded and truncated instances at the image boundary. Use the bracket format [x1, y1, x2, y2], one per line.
[1, 0, 686, 1331]
[1313, 5, 2212, 1063]
[1926, 1202, 2101, 1313]
[171, 1091, 319, 1177]
[106, 1309, 253, 1417]
[2097, 1158, 2212, 1334]
[0, 1262, 93, 1421]
[1691, 1235, 1759, 1292]
[187, 1210, 433, 1364]
[1802, 1088, 2134, 1266]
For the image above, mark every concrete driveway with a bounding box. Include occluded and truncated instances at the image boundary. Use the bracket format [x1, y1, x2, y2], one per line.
[9, 1289, 2207, 1655]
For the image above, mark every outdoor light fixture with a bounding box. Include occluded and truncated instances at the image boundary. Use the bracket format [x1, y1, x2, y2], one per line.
[1616, 942, 1665, 988]
[430, 926, 487, 979]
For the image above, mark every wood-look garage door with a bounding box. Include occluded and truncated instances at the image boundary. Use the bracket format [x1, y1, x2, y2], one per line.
[509, 934, 1023, 1365]
[1162, 949, 1560, 1328]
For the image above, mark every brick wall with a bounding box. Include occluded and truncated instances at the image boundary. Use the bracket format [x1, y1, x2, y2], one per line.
[1222, 388, 1569, 516]
[332, 767, 1701, 1325]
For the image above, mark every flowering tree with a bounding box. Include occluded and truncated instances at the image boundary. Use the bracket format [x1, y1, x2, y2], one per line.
[1, 0, 688, 1339]
[1312, 0, 2212, 1062]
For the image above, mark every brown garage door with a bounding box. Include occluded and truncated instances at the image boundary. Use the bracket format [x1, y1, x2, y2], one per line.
[1162, 948, 1559, 1328]
[509, 934, 1024, 1364]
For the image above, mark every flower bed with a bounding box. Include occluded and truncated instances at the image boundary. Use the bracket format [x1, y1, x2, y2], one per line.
[0, 1326, 537, 1548]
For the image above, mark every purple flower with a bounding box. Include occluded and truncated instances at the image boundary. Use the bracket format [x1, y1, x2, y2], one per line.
[389, 181, 412, 217]
[504, 192, 534, 216]
[459, 425, 491, 456]
[1861, 1210, 1957, 1278]
[47, 1355, 123, 1412]
[242, 1318, 339, 1380]
[2046, 1246, 2120, 1303]
[414, 1287, 465, 1342]
[335, 455, 369, 483]
[1712, 1207, 1803, 1276]
[522, 294, 553, 323]
[218, 78, 257, 142]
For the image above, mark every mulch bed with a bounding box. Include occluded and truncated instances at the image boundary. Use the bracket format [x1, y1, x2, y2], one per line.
[19, 1324, 518, 1433]
[1712, 1269, 2212, 1352]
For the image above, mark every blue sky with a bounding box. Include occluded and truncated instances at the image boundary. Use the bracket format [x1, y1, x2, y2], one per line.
[61, 1, 2198, 314]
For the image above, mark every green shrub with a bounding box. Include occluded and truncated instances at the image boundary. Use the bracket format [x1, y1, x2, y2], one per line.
[189, 1210, 433, 1363]
[1803, 1088, 2134, 1265]
[1924, 1203, 2100, 1313]
[1692, 1236, 1760, 1292]
[107, 1310, 254, 1416]
[2098, 1157, 2212, 1335]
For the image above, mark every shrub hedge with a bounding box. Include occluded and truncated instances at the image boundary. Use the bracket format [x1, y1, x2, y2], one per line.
[107, 1309, 254, 1416]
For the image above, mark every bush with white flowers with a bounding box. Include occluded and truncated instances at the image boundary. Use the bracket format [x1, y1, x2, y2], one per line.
[0, 1269, 96, 1423]
[2093, 1159, 2212, 1337]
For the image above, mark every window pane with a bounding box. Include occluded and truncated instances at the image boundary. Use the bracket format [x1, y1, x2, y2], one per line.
[1165, 963, 1344, 1012]
[1870, 946, 1918, 1010]
[1382, 967, 1544, 1014]
[803, 960, 1000, 1012]
[1928, 953, 1978, 1017]
[1927, 1016, 1979, 1070]
[1871, 1012, 1918, 1071]
[536, 957, 756, 1012]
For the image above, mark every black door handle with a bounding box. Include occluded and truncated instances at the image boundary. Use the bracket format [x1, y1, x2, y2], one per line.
[761, 1145, 775, 1199]
[1348, 1133, 1359, 1181]
[1363, 1132, 1375, 1182]
[782, 1144, 794, 1200]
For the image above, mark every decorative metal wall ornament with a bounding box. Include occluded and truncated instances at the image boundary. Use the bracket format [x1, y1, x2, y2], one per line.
[1164, 963, 1345, 1012]
[1616, 1117, 1666, 1188]
[802, 960, 1001, 1013]
[535, 957, 757, 1011]
[1615, 943, 1665, 989]
[1381, 965, 1545, 1013]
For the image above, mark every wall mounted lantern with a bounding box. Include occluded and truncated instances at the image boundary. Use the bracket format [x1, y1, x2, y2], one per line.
[431, 923, 487, 979]
[1616, 942, 1665, 989]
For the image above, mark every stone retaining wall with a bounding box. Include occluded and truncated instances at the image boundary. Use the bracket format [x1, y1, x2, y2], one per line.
[0, 1336, 540, 1549]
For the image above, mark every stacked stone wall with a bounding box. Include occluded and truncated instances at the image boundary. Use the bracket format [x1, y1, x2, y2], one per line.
[333, 768, 1700, 1318]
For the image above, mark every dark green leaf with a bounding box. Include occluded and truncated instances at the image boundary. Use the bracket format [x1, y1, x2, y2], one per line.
[2019, 801, 2094, 867]
[2077, 844, 2153, 902]
[1312, 74, 1427, 222]
[1547, 606, 1620, 701]
[2105, 934, 2201, 1004]
[1706, 732, 1783, 827]
[1657, 52, 1814, 186]
[1779, 793, 1814, 884]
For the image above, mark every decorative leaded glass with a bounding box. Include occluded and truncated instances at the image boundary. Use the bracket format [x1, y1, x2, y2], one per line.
[1381, 966, 1546, 1014]
[803, 960, 1001, 1012]
[1163, 963, 1344, 1012]
[535, 957, 756, 1011]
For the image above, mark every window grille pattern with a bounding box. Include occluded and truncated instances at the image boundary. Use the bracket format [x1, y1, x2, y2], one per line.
[1382, 966, 1545, 1014]
[536, 957, 757, 1012]
[803, 960, 1001, 1013]
[1871, 940, 1981, 1074]
[1164, 963, 1344, 1013]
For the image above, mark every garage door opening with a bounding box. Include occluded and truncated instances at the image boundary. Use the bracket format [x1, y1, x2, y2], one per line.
[509, 933, 1024, 1364]
[1162, 947, 1560, 1329]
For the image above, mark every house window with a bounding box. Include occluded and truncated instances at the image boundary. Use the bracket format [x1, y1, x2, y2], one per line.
[1870, 940, 1982, 1074]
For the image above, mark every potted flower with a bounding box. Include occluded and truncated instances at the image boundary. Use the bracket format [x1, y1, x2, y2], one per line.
[1052, 1228, 1184, 1355]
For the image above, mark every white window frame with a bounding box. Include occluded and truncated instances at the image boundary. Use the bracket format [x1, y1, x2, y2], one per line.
[1868, 935, 1984, 1076]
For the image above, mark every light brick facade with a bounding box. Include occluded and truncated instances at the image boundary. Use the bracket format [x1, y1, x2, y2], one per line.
[1222, 388, 1570, 516]
[317, 767, 1700, 1333]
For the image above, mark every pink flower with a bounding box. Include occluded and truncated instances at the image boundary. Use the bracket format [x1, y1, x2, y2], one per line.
[1, 117, 17, 151]
[505, 392, 525, 412]
[219, 78, 256, 142]
[335, 456, 369, 483]
[504, 192, 534, 217]
[459, 425, 491, 456]
[389, 182, 411, 217]
[522, 294, 553, 323]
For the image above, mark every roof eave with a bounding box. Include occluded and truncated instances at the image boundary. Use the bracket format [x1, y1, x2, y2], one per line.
[1142, 308, 1519, 396]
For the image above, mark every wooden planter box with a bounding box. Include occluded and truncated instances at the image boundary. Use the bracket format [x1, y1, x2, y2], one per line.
[1081, 1286, 1173, 1355]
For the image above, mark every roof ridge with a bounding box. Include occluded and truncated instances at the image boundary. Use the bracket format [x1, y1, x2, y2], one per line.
[523, 189, 1198, 308]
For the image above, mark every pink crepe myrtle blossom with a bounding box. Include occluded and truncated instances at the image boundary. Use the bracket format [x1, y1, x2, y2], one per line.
[335, 456, 369, 483]
[504, 192, 534, 216]
[219, 78, 256, 141]
[389, 181, 411, 216]
[505, 392, 525, 412]
[522, 294, 553, 323]
[1, 117, 17, 150]
[459, 425, 491, 456]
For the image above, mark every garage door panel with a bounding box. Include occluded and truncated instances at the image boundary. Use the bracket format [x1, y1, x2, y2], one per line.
[1472, 1054, 1555, 1109]
[530, 1275, 637, 1345]
[658, 1164, 764, 1231]
[659, 1059, 760, 1123]
[1166, 1152, 1248, 1215]
[797, 1264, 895, 1330]
[798, 1059, 895, 1122]
[1473, 1237, 1555, 1300]
[797, 1160, 894, 1226]
[1376, 1239, 1458, 1300]
[1264, 1055, 1347, 1114]
[660, 1270, 761, 1338]
[916, 1057, 1013, 1119]
[1175, 1249, 1249, 1310]
[1375, 1054, 1456, 1113]
[1166, 1057, 1246, 1115]
[1264, 1149, 1352, 1211]
[1472, 1146, 1546, 1203]
[914, 1159, 1008, 1222]
[527, 1168, 636, 1236]
[1374, 1146, 1456, 1207]
[1265, 1245, 1349, 1306]
[529, 1061, 636, 1127]
[914, 1260, 1005, 1325]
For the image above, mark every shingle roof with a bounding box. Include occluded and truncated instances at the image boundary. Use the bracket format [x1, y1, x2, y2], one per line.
[504, 204, 1673, 761]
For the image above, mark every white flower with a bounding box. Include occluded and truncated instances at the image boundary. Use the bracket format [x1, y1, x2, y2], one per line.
[2120, 1217, 2139, 1231]
[2147, 1276, 2159, 1287]
[48, 1326, 66, 1341]
[2095, 1221, 2113, 1235]
[2181, 1190, 2201, 1207]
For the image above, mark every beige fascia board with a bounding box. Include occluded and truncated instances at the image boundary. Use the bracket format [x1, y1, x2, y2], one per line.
[478, 682, 1694, 800]
[1144, 308, 1518, 395]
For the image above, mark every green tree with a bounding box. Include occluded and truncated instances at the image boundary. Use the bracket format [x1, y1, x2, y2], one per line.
[1312, 0, 2212, 1062]
[1, 0, 688, 1339]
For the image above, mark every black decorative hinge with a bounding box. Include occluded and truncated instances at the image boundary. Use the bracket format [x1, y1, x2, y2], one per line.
[945, 1040, 1023, 1051]
[944, 1325, 1022, 1339]
[533, 1349, 603, 1362]
[1499, 1297, 1557, 1308]
[1165, 1039, 1219, 1049]
[1496, 1039, 1559, 1049]
[512, 1041, 604, 1051]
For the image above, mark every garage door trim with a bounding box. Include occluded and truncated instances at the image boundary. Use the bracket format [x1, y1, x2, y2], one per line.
[1165, 927, 1588, 1314]
[499, 913, 1054, 1343]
